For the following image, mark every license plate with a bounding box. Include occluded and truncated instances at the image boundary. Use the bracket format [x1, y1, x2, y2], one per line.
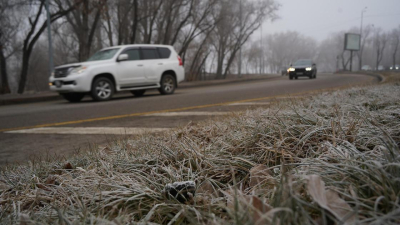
[296, 72, 303, 75]
[55, 81, 62, 87]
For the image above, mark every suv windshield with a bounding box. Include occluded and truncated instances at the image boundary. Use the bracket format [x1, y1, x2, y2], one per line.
[87, 48, 120, 61]
[294, 60, 312, 66]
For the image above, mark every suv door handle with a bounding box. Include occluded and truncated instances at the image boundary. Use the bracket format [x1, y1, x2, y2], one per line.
[137, 64, 143, 67]
[158, 63, 164, 65]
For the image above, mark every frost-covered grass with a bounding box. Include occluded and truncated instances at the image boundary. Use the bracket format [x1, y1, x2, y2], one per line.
[1, 78, 400, 224]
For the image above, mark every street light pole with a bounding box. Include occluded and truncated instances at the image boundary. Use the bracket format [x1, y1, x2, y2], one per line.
[45, 0, 54, 77]
[359, 7, 367, 70]
[238, 0, 242, 78]
[360, 7, 367, 37]
[260, 25, 263, 74]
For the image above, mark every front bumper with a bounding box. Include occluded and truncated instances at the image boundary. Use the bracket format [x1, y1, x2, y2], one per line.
[49, 73, 91, 93]
[289, 70, 313, 77]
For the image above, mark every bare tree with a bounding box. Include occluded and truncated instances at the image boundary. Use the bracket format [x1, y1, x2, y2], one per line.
[0, 0, 20, 94]
[373, 28, 389, 69]
[57, 0, 107, 61]
[17, 0, 79, 94]
[212, 0, 278, 79]
[177, 0, 218, 63]
[139, 0, 163, 44]
[264, 31, 316, 73]
[390, 26, 400, 69]
[357, 24, 373, 70]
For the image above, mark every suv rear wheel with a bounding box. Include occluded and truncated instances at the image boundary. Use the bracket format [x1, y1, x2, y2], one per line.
[159, 74, 176, 95]
[61, 93, 85, 102]
[91, 77, 114, 101]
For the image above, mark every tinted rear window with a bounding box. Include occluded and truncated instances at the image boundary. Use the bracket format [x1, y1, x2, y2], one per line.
[141, 49, 159, 60]
[158, 47, 171, 59]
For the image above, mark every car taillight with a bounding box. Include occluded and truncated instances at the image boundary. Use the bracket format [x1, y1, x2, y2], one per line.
[178, 56, 183, 66]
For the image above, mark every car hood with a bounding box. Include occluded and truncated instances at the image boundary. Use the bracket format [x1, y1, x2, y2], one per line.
[55, 60, 113, 70]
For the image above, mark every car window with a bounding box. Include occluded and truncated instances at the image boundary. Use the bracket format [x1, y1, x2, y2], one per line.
[158, 48, 171, 59]
[87, 48, 120, 61]
[294, 60, 312, 66]
[141, 49, 159, 60]
[123, 49, 140, 61]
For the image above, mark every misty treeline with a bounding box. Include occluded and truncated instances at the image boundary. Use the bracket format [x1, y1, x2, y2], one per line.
[0, 0, 279, 94]
[251, 24, 400, 74]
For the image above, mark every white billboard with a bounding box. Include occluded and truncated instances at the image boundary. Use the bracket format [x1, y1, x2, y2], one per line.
[344, 33, 361, 51]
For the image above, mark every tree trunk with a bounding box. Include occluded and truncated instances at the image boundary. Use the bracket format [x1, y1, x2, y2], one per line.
[75, 0, 102, 61]
[18, 54, 30, 94]
[0, 46, 10, 94]
[216, 49, 224, 79]
[129, 0, 138, 44]
[392, 40, 398, 68]
[223, 45, 240, 78]
[195, 53, 209, 80]
[376, 49, 380, 69]
[105, 8, 114, 46]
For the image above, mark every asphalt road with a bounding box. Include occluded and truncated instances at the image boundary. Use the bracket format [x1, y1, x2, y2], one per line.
[0, 73, 378, 165]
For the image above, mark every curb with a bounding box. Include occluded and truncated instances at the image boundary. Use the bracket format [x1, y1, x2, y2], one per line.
[334, 71, 385, 83]
[0, 95, 63, 106]
[178, 75, 281, 89]
[0, 76, 280, 106]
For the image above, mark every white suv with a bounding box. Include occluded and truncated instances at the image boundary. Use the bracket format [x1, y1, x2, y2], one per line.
[49, 44, 185, 102]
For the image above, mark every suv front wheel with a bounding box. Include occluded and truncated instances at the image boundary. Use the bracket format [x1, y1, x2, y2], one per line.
[91, 77, 114, 101]
[159, 74, 176, 95]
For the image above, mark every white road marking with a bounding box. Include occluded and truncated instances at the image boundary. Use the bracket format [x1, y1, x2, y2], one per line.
[6, 127, 170, 135]
[146, 112, 230, 116]
[228, 102, 270, 106]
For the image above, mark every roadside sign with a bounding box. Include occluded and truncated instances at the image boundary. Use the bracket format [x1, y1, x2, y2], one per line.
[344, 33, 361, 51]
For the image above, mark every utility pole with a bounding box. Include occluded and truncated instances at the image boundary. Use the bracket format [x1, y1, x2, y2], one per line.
[350, 50, 353, 72]
[45, 0, 54, 77]
[336, 55, 339, 72]
[260, 25, 263, 74]
[359, 7, 367, 70]
[238, 0, 242, 78]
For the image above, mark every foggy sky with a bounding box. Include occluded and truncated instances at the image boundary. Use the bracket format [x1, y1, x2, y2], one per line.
[261, 0, 400, 41]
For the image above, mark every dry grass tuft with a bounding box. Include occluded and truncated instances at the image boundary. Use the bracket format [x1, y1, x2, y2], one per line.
[1, 80, 400, 224]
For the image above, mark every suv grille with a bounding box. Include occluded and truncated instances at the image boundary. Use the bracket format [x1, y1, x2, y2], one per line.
[54, 66, 80, 78]
[54, 67, 71, 78]
[295, 68, 306, 72]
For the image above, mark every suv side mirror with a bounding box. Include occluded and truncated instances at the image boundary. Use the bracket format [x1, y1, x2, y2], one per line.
[312, 63, 316, 67]
[290, 64, 292, 67]
[117, 54, 128, 62]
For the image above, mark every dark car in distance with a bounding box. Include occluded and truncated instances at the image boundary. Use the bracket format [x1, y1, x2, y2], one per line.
[288, 59, 317, 80]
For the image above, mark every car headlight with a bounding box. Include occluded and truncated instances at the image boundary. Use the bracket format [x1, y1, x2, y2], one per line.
[70, 66, 88, 74]
[306, 67, 312, 71]
[289, 68, 295, 72]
